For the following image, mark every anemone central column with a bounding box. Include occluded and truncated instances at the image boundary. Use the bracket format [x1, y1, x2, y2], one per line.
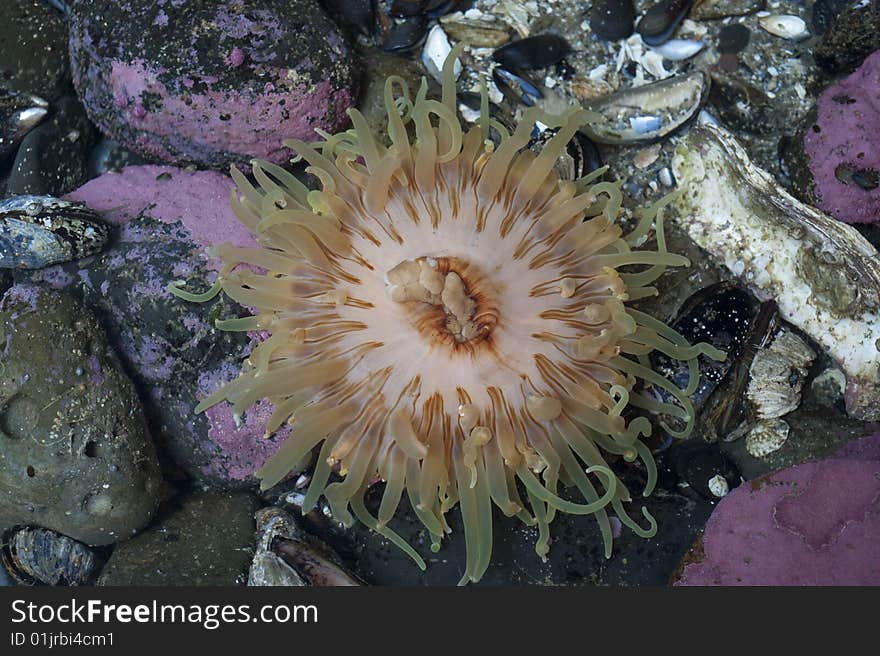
[385, 256, 499, 350]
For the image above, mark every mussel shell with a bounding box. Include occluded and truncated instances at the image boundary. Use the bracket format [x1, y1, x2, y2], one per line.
[492, 34, 571, 71]
[581, 70, 708, 144]
[529, 129, 603, 181]
[700, 300, 779, 439]
[0, 88, 49, 160]
[708, 70, 777, 135]
[320, 0, 375, 36]
[492, 67, 542, 107]
[382, 16, 428, 52]
[758, 14, 809, 41]
[0, 195, 110, 269]
[650, 282, 758, 419]
[651, 39, 705, 61]
[389, 0, 428, 17]
[271, 537, 361, 586]
[442, 19, 511, 48]
[589, 0, 636, 41]
[249, 507, 361, 587]
[691, 0, 766, 21]
[1, 527, 101, 586]
[638, 0, 695, 46]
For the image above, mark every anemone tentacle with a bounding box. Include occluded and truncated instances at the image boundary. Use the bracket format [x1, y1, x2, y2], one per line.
[172, 50, 722, 584]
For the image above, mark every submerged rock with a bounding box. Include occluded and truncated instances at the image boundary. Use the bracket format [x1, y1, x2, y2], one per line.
[0, 88, 49, 161]
[98, 492, 258, 585]
[286, 466, 715, 585]
[6, 96, 96, 197]
[68, 0, 359, 168]
[17, 166, 292, 487]
[0, 285, 162, 545]
[675, 433, 880, 585]
[813, 1, 880, 74]
[0, 1, 71, 101]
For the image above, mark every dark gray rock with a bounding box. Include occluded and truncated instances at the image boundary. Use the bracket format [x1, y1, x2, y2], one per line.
[811, 0, 857, 35]
[97, 492, 258, 585]
[0, 284, 163, 545]
[813, 1, 880, 74]
[5, 96, 96, 197]
[0, 1, 71, 101]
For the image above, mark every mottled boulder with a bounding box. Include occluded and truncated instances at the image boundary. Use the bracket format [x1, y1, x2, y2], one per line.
[68, 0, 359, 168]
[97, 492, 258, 585]
[0, 285, 162, 545]
[17, 165, 292, 487]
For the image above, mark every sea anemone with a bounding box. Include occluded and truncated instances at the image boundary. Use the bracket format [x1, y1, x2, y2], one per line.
[171, 51, 721, 584]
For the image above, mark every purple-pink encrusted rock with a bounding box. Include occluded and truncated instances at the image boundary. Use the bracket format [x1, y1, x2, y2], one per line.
[68, 0, 359, 168]
[801, 50, 880, 224]
[675, 434, 880, 585]
[20, 165, 292, 487]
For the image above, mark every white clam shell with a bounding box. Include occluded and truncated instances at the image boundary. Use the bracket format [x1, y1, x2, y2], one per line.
[421, 25, 461, 83]
[758, 15, 809, 40]
[650, 39, 705, 61]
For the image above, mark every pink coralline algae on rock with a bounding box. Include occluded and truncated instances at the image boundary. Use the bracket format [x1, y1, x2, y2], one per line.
[802, 50, 880, 224]
[20, 165, 292, 487]
[68, 0, 359, 168]
[65, 164, 259, 269]
[675, 434, 880, 585]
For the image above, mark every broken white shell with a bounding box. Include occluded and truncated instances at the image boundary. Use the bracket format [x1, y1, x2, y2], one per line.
[758, 15, 809, 41]
[747, 329, 816, 419]
[671, 124, 880, 421]
[650, 39, 705, 61]
[707, 474, 730, 498]
[422, 25, 461, 83]
[745, 419, 790, 458]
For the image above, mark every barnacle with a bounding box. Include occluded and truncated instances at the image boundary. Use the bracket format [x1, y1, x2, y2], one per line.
[171, 51, 722, 584]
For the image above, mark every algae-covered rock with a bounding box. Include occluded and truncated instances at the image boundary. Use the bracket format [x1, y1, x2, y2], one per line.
[68, 0, 359, 168]
[0, 284, 162, 545]
[19, 166, 292, 488]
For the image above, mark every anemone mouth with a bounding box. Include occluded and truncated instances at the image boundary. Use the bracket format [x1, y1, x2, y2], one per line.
[171, 50, 723, 584]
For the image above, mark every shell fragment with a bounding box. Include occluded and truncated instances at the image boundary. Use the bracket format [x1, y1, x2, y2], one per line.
[671, 124, 880, 421]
